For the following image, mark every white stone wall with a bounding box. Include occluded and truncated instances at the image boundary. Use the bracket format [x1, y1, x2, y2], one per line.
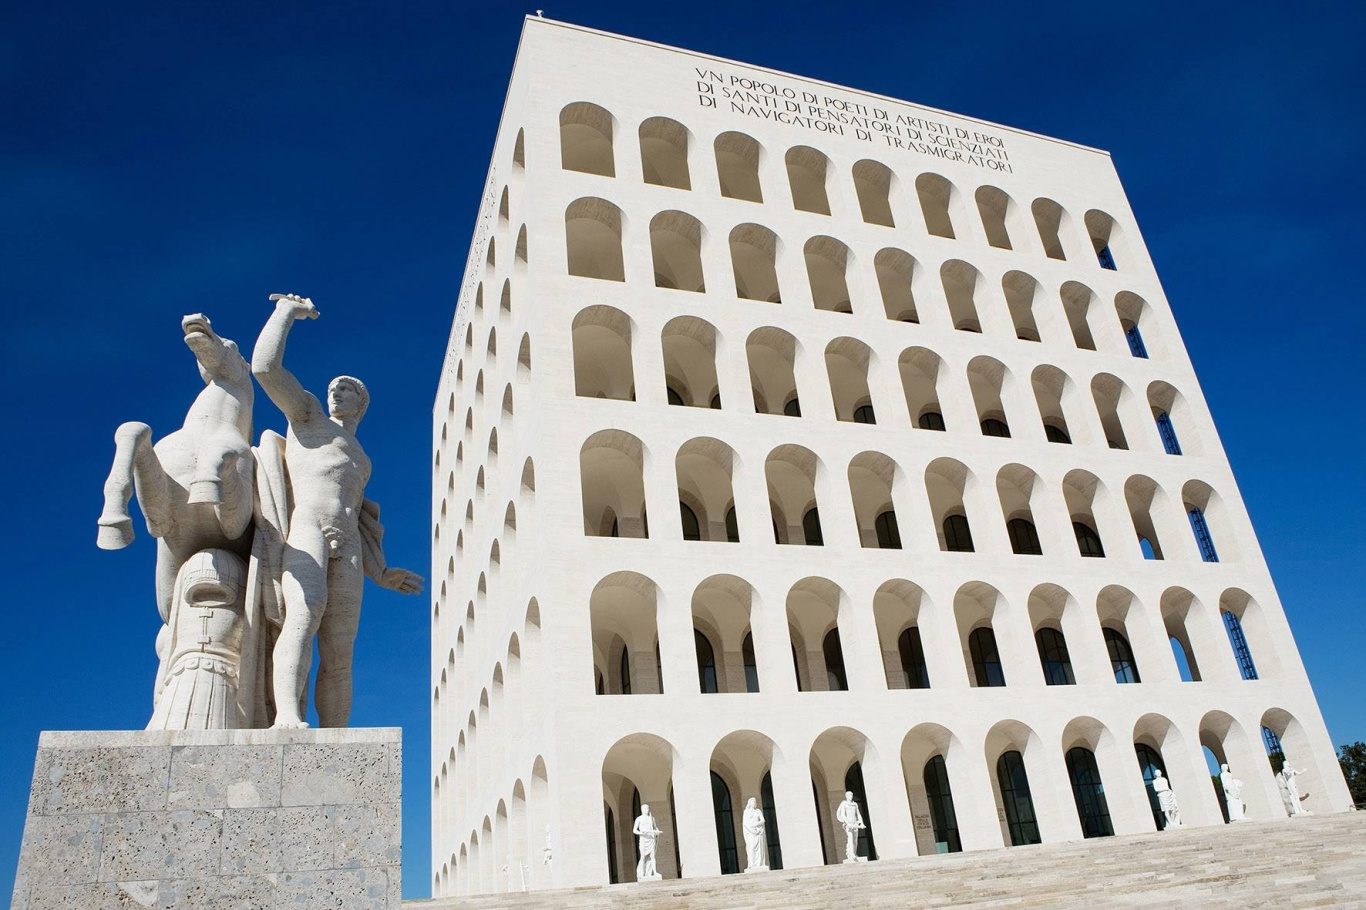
[428, 17, 1352, 897]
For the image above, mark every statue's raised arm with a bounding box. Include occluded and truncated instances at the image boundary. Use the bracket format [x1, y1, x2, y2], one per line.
[252, 294, 323, 425]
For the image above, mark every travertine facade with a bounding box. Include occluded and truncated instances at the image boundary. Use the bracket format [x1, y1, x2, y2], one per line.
[12, 728, 401, 909]
[429, 17, 1352, 897]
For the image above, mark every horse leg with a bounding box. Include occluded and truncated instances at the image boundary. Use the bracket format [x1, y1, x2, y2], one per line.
[212, 445, 255, 542]
[186, 430, 229, 505]
[98, 422, 169, 548]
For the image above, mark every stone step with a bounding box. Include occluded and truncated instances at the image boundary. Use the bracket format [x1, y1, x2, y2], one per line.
[407, 812, 1366, 909]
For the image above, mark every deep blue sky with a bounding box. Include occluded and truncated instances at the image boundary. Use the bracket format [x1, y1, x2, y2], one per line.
[2, 0, 1363, 899]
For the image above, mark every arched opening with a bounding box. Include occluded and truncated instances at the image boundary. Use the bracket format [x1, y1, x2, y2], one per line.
[986, 721, 1043, 845]
[1091, 373, 1134, 450]
[786, 146, 831, 215]
[766, 445, 821, 546]
[848, 451, 901, 549]
[873, 580, 932, 689]
[1220, 588, 1281, 678]
[1061, 718, 1119, 838]
[901, 725, 965, 855]
[899, 347, 946, 430]
[602, 734, 678, 881]
[975, 185, 1015, 249]
[692, 575, 758, 694]
[1161, 587, 1217, 683]
[573, 305, 634, 400]
[1002, 270, 1042, 341]
[941, 259, 983, 332]
[1183, 480, 1238, 563]
[1031, 198, 1069, 260]
[580, 430, 647, 538]
[1116, 291, 1158, 359]
[651, 210, 705, 292]
[591, 573, 661, 696]
[1261, 708, 1333, 815]
[676, 437, 737, 543]
[1199, 710, 1273, 821]
[565, 197, 625, 281]
[926, 458, 975, 552]
[560, 102, 614, 176]
[915, 173, 956, 238]
[1098, 586, 1143, 684]
[852, 159, 895, 226]
[710, 732, 783, 871]
[967, 355, 1014, 438]
[825, 337, 876, 422]
[1062, 469, 1108, 559]
[997, 463, 1045, 556]
[810, 727, 879, 863]
[1124, 474, 1171, 561]
[730, 223, 781, 302]
[639, 117, 690, 189]
[956, 582, 1008, 687]
[1059, 281, 1098, 350]
[747, 327, 800, 416]
[804, 236, 853, 312]
[1031, 364, 1078, 445]
[874, 248, 919, 322]
[714, 131, 762, 202]
[1133, 713, 1212, 829]
[661, 315, 720, 409]
[1085, 209, 1122, 270]
[1148, 380, 1196, 455]
[787, 578, 848, 692]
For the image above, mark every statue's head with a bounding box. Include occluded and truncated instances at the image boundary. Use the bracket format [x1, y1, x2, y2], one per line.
[328, 375, 370, 423]
[182, 314, 248, 384]
[746, 797, 758, 810]
[1221, 763, 1230, 773]
[1153, 769, 1164, 780]
[844, 791, 854, 802]
[640, 804, 651, 817]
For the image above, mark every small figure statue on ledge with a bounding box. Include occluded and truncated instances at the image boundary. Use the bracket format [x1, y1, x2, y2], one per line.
[632, 804, 664, 881]
[743, 797, 769, 872]
[836, 791, 867, 863]
[1151, 769, 1182, 829]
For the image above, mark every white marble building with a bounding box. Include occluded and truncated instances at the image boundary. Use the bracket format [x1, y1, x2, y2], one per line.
[428, 17, 1352, 897]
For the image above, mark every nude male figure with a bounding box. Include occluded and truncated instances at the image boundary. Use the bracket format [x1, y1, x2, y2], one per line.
[253, 293, 423, 728]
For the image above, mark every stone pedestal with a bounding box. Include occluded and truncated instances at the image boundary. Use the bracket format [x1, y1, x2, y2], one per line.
[11, 727, 401, 910]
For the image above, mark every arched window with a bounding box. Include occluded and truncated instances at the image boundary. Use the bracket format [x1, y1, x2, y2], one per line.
[710, 772, 739, 874]
[805, 237, 852, 312]
[1104, 628, 1141, 683]
[680, 502, 701, 541]
[742, 632, 759, 692]
[605, 805, 619, 883]
[969, 627, 1004, 687]
[1007, 518, 1043, 555]
[1065, 747, 1114, 838]
[786, 146, 831, 214]
[1188, 508, 1219, 562]
[874, 510, 902, 549]
[996, 751, 1040, 845]
[725, 506, 740, 543]
[730, 224, 781, 302]
[1125, 323, 1149, 358]
[1155, 412, 1182, 455]
[943, 514, 975, 552]
[918, 411, 945, 431]
[822, 628, 848, 691]
[1031, 198, 1068, 260]
[760, 772, 783, 869]
[1133, 743, 1167, 831]
[853, 403, 876, 424]
[695, 629, 719, 693]
[980, 417, 1011, 438]
[667, 386, 685, 406]
[1073, 522, 1105, 558]
[651, 211, 705, 292]
[843, 762, 878, 860]
[639, 117, 690, 189]
[1222, 610, 1258, 680]
[631, 789, 643, 861]
[1086, 210, 1119, 270]
[915, 173, 955, 238]
[1034, 628, 1075, 685]
[853, 159, 895, 226]
[975, 185, 1013, 249]
[897, 627, 930, 689]
[565, 198, 625, 281]
[923, 755, 961, 853]
[783, 397, 802, 417]
[1044, 424, 1072, 444]
[802, 507, 824, 546]
[619, 647, 633, 695]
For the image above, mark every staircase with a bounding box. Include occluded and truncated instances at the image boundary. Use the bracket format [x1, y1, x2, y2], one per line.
[408, 811, 1366, 909]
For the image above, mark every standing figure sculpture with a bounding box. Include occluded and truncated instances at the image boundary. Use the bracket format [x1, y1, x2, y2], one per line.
[742, 797, 769, 872]
[98, 314, 256, 622]
[1150, 769, 1182, 829]
[1278, 766, 1312, 816]
[632, 804, 664, 881]
[252, 294, 424, 728]
[1220, 764, 1246, 822]
[835, 791, 867, 863]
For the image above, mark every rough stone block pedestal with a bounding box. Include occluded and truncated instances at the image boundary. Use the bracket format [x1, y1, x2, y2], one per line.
[11, 727, 401, 910]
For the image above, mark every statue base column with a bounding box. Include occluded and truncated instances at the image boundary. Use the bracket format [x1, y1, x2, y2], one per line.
[11, 727, 401, 910]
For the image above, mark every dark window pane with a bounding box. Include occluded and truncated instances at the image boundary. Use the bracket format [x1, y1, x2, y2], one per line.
[923, 755, 961, 853]
[1035, 627, 1076, 685]
[1104, 628, 1141, 684]
[1155, 412, 1182, 455]
[1007, 518, 1042, 555]
[667, 386, 685, 406]
[803, 507, 824, 546]
[969, 627, 1005, 687]
[695, 629, 718, 693]
[1044, 423, 1072, 444]
[681, 502, 701, 541]
[711, 771, 740, 874]
[1066, 747, 1114, 837]
[981, 417, 1011, 438]
[823, 628, 848, 691]
[1189, 508, 1219, 562]
[996, 751, 1040, 845]
[783, 396, 802, 417]
[918, 411, 946, 431]
[1073, 522, 1105, 558]
[725, 507, 740, 543]
[874, 510, 902, 549]
[944, 514, 975, 552]
[898, 627, 930, 689]
[1222, 611, 1258, 680]
[742, 632, 760, 692]
[853, 403, 876, 424]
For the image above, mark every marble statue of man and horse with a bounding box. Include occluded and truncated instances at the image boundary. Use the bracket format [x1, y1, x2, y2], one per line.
[97, 298, 423, 731]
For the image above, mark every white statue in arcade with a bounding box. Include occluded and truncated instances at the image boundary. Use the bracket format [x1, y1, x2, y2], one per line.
[1278, 766, 1313, 817]
[742, 797, 769, 872]
[632, 804, 664, 881]
[1151, 769, 1182, 829]
[835, 791, 867, 863]
[1220, 764, 1246, 822]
